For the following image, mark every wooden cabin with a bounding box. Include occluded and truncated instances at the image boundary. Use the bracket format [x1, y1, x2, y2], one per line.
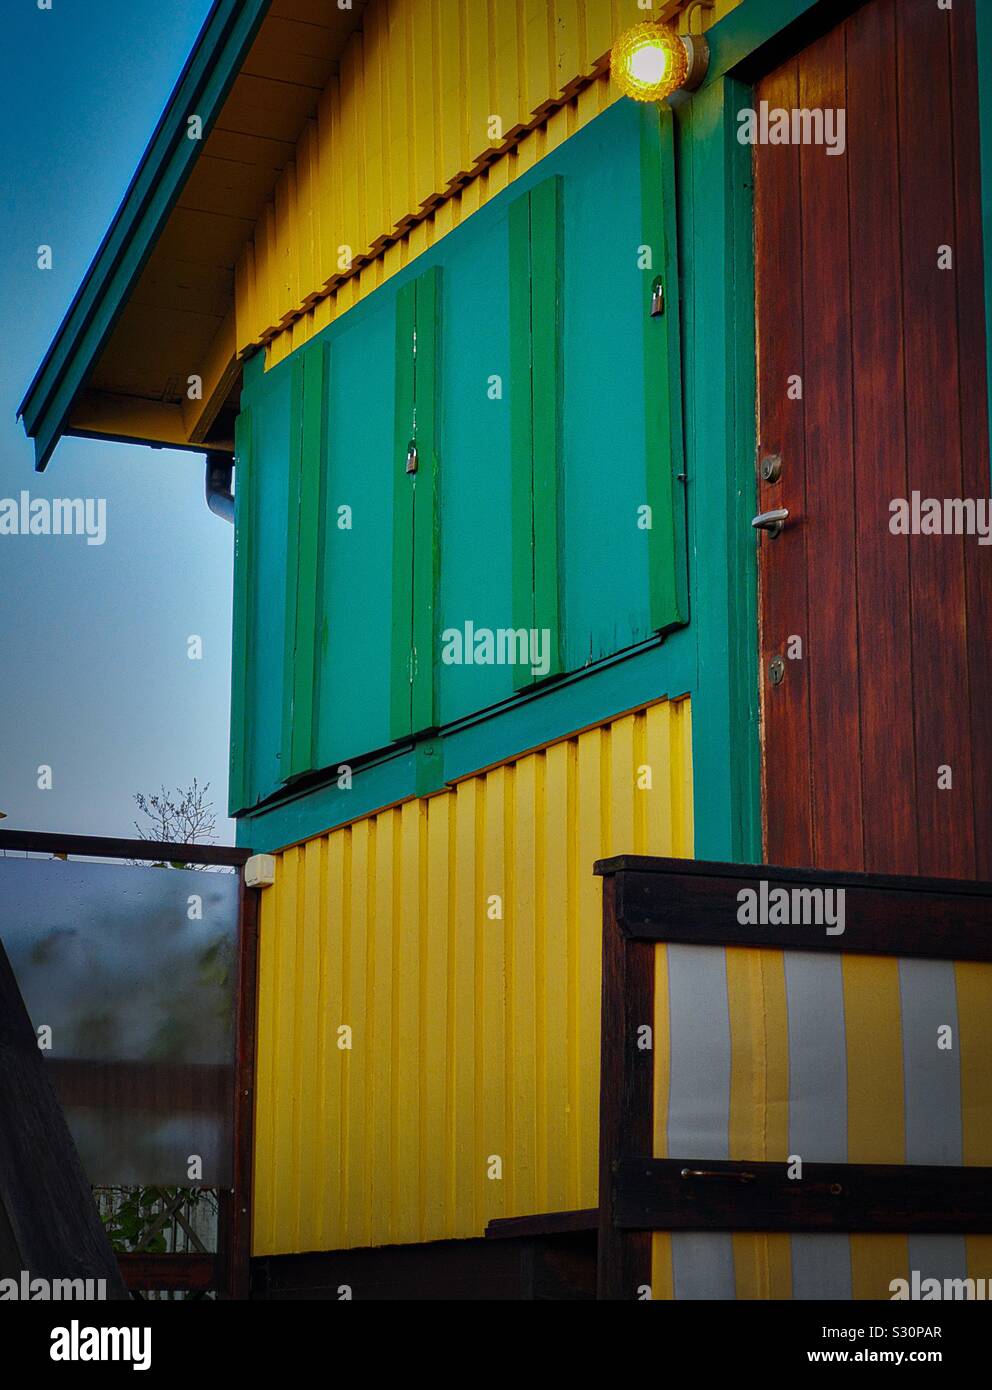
[21, 0, 992, 1300]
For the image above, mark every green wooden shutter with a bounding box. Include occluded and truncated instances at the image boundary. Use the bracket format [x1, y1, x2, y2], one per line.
[641, 103, 687, 632]
[391, 279, 416, 740]
[232, 102, 685, 811]
[281, 339, 327, 782]
[391, 266, 442, 740]
[229, 408, 254, 815]
[510, 174, 564, 691]
[313, 293, 395, 771]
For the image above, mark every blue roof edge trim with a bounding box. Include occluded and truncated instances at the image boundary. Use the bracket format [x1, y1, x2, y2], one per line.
[18, 0, 272, 471]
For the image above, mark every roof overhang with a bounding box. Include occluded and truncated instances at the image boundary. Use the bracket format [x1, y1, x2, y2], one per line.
[18, 0, 366, 470]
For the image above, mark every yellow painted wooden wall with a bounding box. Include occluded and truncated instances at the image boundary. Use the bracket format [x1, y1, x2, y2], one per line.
[236, 0, 741, 365]
[256, 75, 615, 367]
[252, 697, 693, 1255]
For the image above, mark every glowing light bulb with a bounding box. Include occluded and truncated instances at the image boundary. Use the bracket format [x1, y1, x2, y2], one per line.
[611, 22, 691, 103]
[628, 40, 671, 88]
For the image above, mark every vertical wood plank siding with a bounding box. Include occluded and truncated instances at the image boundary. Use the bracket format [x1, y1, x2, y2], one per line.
[410, 266, 442, 735]
[756, 0, 992, 881]
[528, 176, 564, 680]
[229, 408, 254, 813]
[390, 268, 443, 740]
[252, 697, 693, 1255]
[281, 341, 326, 780]
[510, 177, 564, 689]
[641, 105, 688, 631]
[390, 278, 418, 740]
[236, 0, 741, 362]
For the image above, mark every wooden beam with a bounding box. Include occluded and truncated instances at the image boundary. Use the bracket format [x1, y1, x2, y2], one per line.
[485, 1209, 598, 1240]
[68, 388, 234, 454]
[613, 1157, 992, 1234]
[68, 390, 197, 451]
[0, 828, 250, 866]
[117, 1252, 217, 1291]
[182, 306, 241, 444]
[595, 856, 992, 962]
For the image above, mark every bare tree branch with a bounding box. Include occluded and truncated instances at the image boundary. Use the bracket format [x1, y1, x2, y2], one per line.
[131, 779, 227, 871]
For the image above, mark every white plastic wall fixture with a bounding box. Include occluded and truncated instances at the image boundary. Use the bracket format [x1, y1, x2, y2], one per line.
[244, 853, 276, 889]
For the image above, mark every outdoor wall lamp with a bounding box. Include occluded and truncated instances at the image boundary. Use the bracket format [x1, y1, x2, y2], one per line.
[611, 20, 709, 103]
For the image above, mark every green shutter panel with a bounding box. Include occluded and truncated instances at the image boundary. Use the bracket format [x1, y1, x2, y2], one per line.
[410, 266, 442, 734]
[229, 408, 254, 815]
[281, 339, 327, 781]
[391, 266, 442, 741]
[640, 103, 688, 632]
[391, 279, 417, 741]
[509, 192, 534, 689]
[510, 174, 564, 691]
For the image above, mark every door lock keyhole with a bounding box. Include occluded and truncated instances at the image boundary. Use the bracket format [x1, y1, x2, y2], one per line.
[760, 453, 783, 484]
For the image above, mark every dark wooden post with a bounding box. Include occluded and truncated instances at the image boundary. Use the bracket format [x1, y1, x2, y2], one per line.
[224, 880, 260, 1299]
[596, 871, 655, 1300]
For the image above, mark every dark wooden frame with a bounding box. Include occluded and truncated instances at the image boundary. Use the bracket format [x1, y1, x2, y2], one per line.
[118, 1253, 217, 1293]
[0, 827, 251, 868]
[595, 855, 992, 1300]
[486, 1210, 598, 1239]
[602, 855, 992, 961]
[226, 877, 260, 1298]
[0, 828, 259, 1299]
[613, 1158, 992, 1234]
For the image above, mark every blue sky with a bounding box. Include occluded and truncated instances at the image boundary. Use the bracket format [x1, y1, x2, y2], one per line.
[0, 1, 236, 843]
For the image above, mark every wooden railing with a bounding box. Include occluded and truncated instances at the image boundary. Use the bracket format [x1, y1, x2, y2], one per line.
[595, 855, 992, 1301]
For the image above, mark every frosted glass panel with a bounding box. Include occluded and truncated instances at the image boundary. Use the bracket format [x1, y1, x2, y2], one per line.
[0, 856, 238, 1187]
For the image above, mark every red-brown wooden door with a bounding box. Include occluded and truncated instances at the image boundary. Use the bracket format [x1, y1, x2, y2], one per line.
[754, 0, 992, 880]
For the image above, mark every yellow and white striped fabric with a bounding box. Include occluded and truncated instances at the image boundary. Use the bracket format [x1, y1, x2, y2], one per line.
[651, 947, 992, 1299]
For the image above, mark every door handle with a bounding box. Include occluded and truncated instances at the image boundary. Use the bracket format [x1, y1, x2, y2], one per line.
[751, 508, 789, 538]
